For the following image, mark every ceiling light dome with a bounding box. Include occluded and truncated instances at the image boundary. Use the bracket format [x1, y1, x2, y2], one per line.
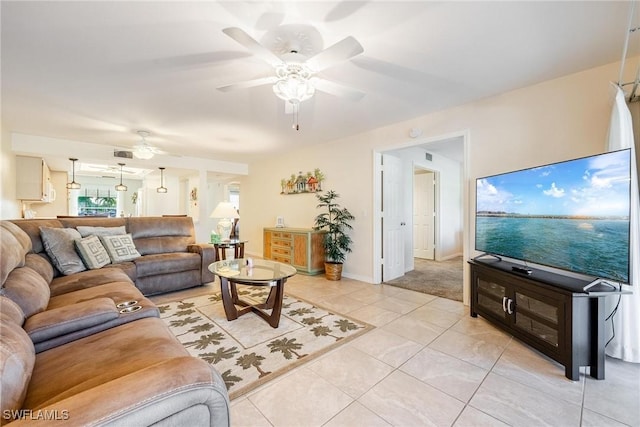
[133, 145, 154, 160]
[133, 130, 155, 160]
[273, 59, 315, 104]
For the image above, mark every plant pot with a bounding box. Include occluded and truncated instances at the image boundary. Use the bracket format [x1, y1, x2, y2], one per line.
[324, 262, 343, 281]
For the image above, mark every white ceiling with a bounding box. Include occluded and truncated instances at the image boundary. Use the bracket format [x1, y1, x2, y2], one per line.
[2, 1, 637, 166]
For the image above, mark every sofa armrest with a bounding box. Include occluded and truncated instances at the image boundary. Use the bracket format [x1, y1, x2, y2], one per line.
[23, 298, 119, 343]
[188, 243, 216, 284]
[12, 357, 230, 427]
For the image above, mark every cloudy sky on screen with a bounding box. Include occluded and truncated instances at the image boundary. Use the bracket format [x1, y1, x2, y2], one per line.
[476, 149, 631, 217]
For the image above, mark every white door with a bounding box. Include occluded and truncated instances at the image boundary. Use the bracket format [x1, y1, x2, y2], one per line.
[383, 153, 405, 281]
[413, 171, 435, 259]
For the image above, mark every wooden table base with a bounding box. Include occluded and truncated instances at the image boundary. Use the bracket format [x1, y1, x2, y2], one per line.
[218, 276, 286, 328]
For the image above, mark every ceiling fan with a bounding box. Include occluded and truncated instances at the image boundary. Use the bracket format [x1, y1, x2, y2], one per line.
[129, 130, 165, 160]
[217, 26, 365, 129]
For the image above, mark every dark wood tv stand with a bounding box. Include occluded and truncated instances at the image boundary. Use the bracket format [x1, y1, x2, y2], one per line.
[469, 258, 625, 380]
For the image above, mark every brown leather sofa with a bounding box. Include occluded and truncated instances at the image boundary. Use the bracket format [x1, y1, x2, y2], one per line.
[9, 216, 216, 296]
[0, 219, 230, 426]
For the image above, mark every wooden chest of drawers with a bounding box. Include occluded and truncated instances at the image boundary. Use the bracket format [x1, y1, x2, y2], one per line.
[263, 227, 326, 275]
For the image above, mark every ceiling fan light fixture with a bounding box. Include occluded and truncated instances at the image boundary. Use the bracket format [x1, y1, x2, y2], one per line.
[133, 145, 154, 160]
[273, 75, 315, 103]
[273, 62, 315, 104]
[133, 130, 155, 160]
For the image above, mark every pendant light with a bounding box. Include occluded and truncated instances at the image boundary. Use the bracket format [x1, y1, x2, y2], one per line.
[66, 158, 81, 189]
[115, 163, 128, 192]
[157, 167, 167, 193]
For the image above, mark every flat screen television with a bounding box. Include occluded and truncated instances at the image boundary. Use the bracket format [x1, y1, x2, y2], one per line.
[475, 149, 632, 284]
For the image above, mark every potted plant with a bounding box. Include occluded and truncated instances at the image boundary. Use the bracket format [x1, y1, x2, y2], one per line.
[313, 190, 355, 280]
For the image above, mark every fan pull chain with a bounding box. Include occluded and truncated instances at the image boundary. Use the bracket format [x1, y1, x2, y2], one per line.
[291, 101, 300, 131]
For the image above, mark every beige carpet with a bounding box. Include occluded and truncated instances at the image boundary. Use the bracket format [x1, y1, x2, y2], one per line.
[384, 257, 463, 302]
[158, 286, 372, 399]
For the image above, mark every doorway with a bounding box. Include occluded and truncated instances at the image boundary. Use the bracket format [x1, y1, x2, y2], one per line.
[373, 132, 469, 303]
[413, 168, 436, 260]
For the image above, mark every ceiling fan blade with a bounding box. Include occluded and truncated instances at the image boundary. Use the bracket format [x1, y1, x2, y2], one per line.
[222, 27, 284, 67]
[255, 12, 286, 31]
[325, 1, 369, 22]
[306, 36, 364, 72]
[312, 78, 365, 101]
[217, 76, 276, 92]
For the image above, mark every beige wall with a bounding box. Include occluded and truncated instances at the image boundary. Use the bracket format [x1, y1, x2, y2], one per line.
[1, 123, 20, 219]
[242, 60, 631, 284]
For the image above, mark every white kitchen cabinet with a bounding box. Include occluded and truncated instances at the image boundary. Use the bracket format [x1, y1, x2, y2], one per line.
[16, 156, 55, 202]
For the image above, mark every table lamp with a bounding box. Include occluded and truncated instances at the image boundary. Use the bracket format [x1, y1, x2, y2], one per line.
[210, 202, 239, 241]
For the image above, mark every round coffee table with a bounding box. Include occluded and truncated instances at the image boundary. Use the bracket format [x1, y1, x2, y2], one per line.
[208, 258, 297, 328]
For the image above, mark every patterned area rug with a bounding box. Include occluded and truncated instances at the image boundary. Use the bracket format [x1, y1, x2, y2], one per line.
[159, 286, 372, 399]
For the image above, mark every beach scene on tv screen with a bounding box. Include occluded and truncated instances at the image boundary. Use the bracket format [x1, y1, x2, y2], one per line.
[476, 149, 631, 283]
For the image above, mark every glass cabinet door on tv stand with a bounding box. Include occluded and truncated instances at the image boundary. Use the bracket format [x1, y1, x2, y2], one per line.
[475, 271, 565, 363]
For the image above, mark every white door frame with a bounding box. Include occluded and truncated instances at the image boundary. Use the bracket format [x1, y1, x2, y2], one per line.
[372, 130, 472, 305]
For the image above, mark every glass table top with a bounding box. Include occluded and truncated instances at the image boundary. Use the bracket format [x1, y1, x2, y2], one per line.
[211, 239, 247, 246]
[208, 258, 297, 283]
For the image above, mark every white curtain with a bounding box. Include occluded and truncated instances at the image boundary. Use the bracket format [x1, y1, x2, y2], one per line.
[606, 83, 640, 363]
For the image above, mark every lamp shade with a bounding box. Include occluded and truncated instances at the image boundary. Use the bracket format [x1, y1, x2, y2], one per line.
[210, 202, 240, 219]
[66, 158, 81, 189]
[157, 167, 167, 193]
[115, 163, 127, 192]
[210, 202, 239, 241]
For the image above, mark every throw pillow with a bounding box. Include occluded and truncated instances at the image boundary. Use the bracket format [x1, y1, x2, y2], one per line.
[39, 227, 87, 275]
[77, 225, 127, 238]
[75, 235, 111, 269]
[99, 234, 141, 263]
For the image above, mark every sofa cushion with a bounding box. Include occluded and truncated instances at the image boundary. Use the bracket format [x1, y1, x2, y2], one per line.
[37, 291, 158, 353]
[1, 225, 26, 286]
[1, 221, 32, 254]
[0, 312, 35, 422]
[76, 225, 127, 238]
[24, 317, 188, 410]
[39, 226, 86, 275]
[134, 252, 201, 277]
[24, 297, 119, 344]
[2, 267, 50, 318]
[99, 234, 141, 263]
[49, 267, 133, 297]
[24, 253, 54, 285]
[136, 270, 201, 296]
[0, 296, 25, 326]
[9, 219, 63, 255]
[75, 235, 111, 269]
[128, 216, 195, 255]
[46, 281, 145, 310]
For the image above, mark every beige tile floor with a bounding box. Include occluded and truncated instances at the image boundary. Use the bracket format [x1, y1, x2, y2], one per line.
[154, 274, 640, 427]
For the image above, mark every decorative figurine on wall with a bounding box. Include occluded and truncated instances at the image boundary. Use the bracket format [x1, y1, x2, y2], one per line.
[280, 168, 325, 195]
